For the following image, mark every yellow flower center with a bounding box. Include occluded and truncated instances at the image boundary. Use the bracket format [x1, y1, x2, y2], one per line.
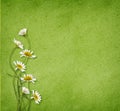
[24, 76, 32, 81]
[24, 51, 32, 57]
[33, 94, 39, 100]
[17, 64, 23, 69]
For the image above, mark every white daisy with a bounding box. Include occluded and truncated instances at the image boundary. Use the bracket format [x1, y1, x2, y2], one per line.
[20, 49, 36, 58]
[14, 38, 23, 49]
[31, 90, 41, 104]
[13, 61, 26, 72]
[22, 87, 30, 95]
[18, 28, 27, 36]
[20, 74, 36, 83]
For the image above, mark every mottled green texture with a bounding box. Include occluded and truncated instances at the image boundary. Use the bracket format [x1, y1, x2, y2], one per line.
[1, 0, 120, 111]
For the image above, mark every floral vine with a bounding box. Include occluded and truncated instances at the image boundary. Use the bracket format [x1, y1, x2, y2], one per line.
[9, 28, 42, 111]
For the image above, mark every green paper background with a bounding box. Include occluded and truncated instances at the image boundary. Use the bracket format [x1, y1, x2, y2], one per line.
[1, 0, 120, 111]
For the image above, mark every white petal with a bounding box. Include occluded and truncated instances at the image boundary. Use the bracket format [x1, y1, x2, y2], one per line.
[31, 97, 34, 99]
[31, 55, 36, 58]
[35, 101, 39, 104]
[18, 28, 27, 36]
[20, 78, 24, 81]
[21, 69, 25, 72]
[33, 78, 36, 81]
[19, 45, 23, 49]
[13, 61, 16, 65]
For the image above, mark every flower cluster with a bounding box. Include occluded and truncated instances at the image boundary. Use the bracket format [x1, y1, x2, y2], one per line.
[10, 28, 42, 111]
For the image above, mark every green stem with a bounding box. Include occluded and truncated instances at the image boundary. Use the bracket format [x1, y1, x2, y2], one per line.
[9, 47, 19, 101]
[22, 96, 28, 111]
[7, 73, 17, 78]
[17, 76, 21, 111]
[27, 82, 31, 111]
[9, 47, 17, 72]
[17, 71, 23, 111]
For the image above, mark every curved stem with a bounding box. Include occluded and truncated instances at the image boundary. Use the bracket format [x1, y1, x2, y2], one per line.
[9, 47, 17, 73]
[9, 47, 18, 101]
[7, 73, 17, 78]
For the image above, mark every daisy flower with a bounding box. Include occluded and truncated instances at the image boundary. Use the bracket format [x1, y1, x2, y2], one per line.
[20, 74, 36, 83]
[18, 28, 27, 36]
[31, 90, 41, 104]
[13, 61, 26, 72]
[22, 87, 30, 94]
[20, 49, 36, 58]
[14, 38, 23, 49]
